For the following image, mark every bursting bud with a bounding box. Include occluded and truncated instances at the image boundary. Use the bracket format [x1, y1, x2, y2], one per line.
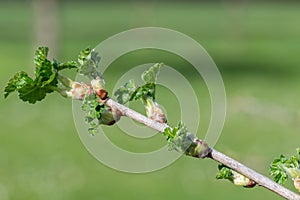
[66, 82, 91, 100]
[91, 76, 108, 100]
[188, 138, 211, 158]
[145, 99, 167, 123]
[91, 76, 105, 92]
[231, 171, 256, 188]
[216, 164, 256, 188]
[283, 166, 300, 180]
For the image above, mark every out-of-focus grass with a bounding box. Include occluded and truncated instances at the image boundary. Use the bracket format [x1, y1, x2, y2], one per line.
[0, 1, 299, 200]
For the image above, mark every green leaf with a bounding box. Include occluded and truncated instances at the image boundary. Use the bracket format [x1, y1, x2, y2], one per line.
[34, 46, 49, 69]
[162, 127, 175, 141]
[114, 79, 136, 104]
[141, 63, 162, 84]
[116, 63, 163, 104]
[163, 122, 191, 152]
[82, 94, 102, 135]
[130, 83, 155, 102]
[78, 48, 102, 79]
[4, 46, 64, 103]
[216, 164, 255, 187]
[270, 155, 289, 185]
[4, 71, 33, 98]
[82, 93, 117, 135]
[4, 70, 52, 104]
[114, 63, 167, 123]
[168, 122, 192, 152]
[53, 60, 78, 71]
[18, 84, 48, 103]
[78, 47, 92, 65]
[163, 122, 210, 157]
[34, 47, 53, 83]
[130, 63, 163, 102]
[216, 164, 234, 180]
[270, 148, 300, 185]
[33, 46, 58, 90]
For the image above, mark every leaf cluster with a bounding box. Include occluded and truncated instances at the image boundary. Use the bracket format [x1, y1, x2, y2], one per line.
[82, 93, 106, 135]
[270, 148, 300, 185]
[141, 63, 162, 84]
[163, 122, 195, 154]
[4, 47, 77, 103]
[114, 63, 163, 104]
[78, 47, 102, 79]
[114, 80, 136, 104]
[216, 164, 256, 188]
[82, 92, 117, 135]
[130, 83, 155, 102]
[216, 164, 234, 181]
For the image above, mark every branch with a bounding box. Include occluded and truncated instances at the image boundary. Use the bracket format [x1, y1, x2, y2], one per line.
[5, 47, 299, 199]
[105, 98, 300, 200]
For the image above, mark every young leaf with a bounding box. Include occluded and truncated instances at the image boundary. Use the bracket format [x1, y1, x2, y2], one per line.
[4, 47, 57, 103]
[34, 47, 56, 85]
[113, 63, 166, 123]
[78, 47, 92, 65]
[130, 63, 163, 102]
[270, 155, 290, 185]
[34, 46, 50, 69]
[82, 93, 119, 135]
[4, 46, 79, 104]
[270, 148, 300, 185]
[82, 93, 103, 135]
[114, 79, 136, 104]
[216, 164, 234, 180]
[163, 122, 211, 158]
[18, 84, 49, 103]
[167, 122, 194, 153]
[163, 122, 188, 152]
[4, 71, 34, 98]
[216, 164, 256, 188]
[4, 70, 54, 104]
[130, 83, 155, 102]
[53, 60, 78, 71]
[78, 48, 103, 79]
[141, 63, 162, 84]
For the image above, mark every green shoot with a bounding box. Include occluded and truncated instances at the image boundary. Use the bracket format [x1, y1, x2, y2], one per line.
[270, 148, 300, 186]
[114, 79, 136, 104]
[163, 122, 210, 158]
[78, 47, 103, 80]
[4, 47, 77, 103]
[114, 63, 166, 123]
[216, 164, 256, 188]
[4, 46, 117, 133]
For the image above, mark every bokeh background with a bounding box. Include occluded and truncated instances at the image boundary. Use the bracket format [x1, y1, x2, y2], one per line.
[1, 0, 300, 199]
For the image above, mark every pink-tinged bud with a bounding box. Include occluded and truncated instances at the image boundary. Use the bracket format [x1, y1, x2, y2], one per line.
[294, 177, 300, 193]
[66, 82, 91, 100]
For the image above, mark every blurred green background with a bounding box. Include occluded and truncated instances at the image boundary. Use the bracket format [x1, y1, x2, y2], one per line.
[1, 0, 300, 199]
